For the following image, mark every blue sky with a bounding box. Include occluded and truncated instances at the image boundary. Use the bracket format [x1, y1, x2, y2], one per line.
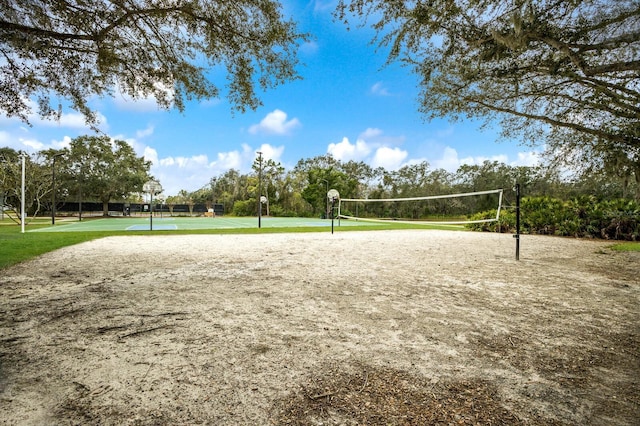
[0, 0, 541, 196]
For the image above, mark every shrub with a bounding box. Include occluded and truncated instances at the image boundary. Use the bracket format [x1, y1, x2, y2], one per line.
[468, 197, 639, 240]
[466, 209, 515, 233]
[231, 199, 255, 216]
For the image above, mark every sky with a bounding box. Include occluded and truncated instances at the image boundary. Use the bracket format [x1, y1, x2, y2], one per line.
[0, 0, 541, 196]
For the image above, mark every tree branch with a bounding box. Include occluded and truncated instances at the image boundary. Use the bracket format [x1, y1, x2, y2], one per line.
[0, 19, 94, 41]
[474, 99, 639, 148]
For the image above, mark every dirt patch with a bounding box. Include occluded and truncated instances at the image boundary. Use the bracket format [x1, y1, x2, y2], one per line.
[0, 230, 638, 425]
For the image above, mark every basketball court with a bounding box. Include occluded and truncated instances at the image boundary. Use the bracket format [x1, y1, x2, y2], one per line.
[28, 216, 395, 232]
[27, 188, 500, 233]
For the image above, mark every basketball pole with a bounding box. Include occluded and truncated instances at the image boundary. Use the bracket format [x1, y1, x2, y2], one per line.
[149, 191, 153, 231]
[331, 197, 335, 234]
[327, 190, 340, 234]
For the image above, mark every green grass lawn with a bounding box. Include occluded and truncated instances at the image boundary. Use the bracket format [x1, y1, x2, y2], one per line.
[611, 241, 640, 252]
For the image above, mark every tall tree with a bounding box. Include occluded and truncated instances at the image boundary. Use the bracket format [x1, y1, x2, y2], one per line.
[0, 148, 52, 224]
[341, 160, 380, 199]
[208, 168, 248, 214]
[337, 0, 640, 168]
[59, 135, 152, 215]
[251, 158, 285, 216]
[1, 0, 305, 124]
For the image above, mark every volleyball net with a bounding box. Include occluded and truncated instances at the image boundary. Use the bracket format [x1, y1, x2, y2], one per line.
[337, 189, 504, 226]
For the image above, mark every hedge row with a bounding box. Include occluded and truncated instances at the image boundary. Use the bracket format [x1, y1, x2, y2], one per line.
[468, 197, 639, 241]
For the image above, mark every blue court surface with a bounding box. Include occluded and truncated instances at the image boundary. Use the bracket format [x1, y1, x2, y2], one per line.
[29, 216, 381, 232]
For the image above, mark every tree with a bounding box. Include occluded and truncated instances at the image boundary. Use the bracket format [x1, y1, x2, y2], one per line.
[208, 168, 248, 214]
[0, 148, 53, 224]
[341, 160, 380, 199]
[251, 158, 286, 216]
[337, 0, 640, 168]
[1, 0, 306, 124]
[59, 135, 152, 216]
[301, 166, 358, 217]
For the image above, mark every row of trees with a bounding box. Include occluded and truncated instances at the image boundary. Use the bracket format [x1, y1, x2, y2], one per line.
[1, 134, 637, 240]
[0, 136, 151, 223]
[172, 153, 638, 219]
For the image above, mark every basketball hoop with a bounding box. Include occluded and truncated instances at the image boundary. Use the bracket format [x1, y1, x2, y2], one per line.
[327, 189, 340, 234]
[143, 180, 163, 231]
[327, 189, 339, 202]
[143, 180, 162, 195]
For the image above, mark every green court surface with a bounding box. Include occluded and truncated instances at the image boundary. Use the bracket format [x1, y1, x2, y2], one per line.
[28, 216, 381, 232]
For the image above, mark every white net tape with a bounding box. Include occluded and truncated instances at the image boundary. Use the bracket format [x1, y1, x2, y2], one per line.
[338, 189, 504, 225]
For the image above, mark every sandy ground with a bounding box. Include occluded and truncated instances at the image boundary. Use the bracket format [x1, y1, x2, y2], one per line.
[0, 230, 638, 425]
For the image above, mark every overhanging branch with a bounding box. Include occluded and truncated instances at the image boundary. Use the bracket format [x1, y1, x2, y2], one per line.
[474, 99, 640, 149]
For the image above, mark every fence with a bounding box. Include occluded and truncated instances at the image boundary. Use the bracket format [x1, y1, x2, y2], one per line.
[56, 202, 225, 217]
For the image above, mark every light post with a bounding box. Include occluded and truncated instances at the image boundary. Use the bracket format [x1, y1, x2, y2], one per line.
[321, 178, 328, 218]
[0, 159, 5, 221]
[20, 153, 26, 234]
[51, 153, 64, 225]
[157, 194, 165, 218]
[78, 176, 83, 222]
[143, 179, 162, 231]
[257, 151, 263, 228]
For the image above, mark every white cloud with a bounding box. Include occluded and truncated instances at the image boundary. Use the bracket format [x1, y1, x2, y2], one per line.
[327, 128, 406, 166]
[143, 146, 159, 164]
[372, 146, 408, 170]
[55, 111, 103, 129]
[512, 150, 541, 167]
[431, 146, 463, 171]
[370, 82, 391, 96]
[312, 0, 337, 12]
[359, 128, 383, 139]
[136, 125, 154, 139]
[429, 146, 541, 172]
[212, 150, 243, 170]
[52, 136, 72, 150]
[257, 143, 285, 162]
[142, 143, 286, 196]
[359, 127, 405, 146]
[248, 109, 301, 135]
[0, 131, 73, 154]
[149, 153, 217, 195]
[21, 138, 46, 151]
[327, 137, 371, 161]
[0, 100, 108, 131]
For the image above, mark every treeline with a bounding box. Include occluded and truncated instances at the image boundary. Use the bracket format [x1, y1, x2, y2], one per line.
[169, 154, 638, 240]
[2, 143, 638, 239]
